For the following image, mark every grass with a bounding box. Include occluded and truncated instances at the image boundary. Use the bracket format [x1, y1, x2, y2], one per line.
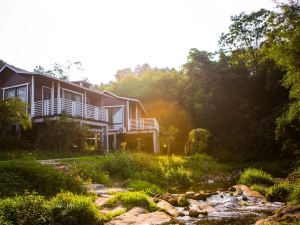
[266, 182, 294, 202]
[128, 180, 164, 196]
[0, 192, 122, 225]
[0, 159, 83, 197]
[106, 191, 158, 211]
[239, 168, 274, 186]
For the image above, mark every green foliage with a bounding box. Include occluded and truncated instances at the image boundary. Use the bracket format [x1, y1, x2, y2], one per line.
[239, 168, 274, 186]
[0, 160, 83, 197]
[69, 162, 111, 185]
[101, 151, 136, 179]
[288, 182, 300, 205]
[48, 192, 102, 225]
[36, 116, 89, 152]
[267, 182, 294, 202]
[0, 192, 52, 225]
[106, 191, 157, 211]
[250, 184, 269, 196]
[128, 180, 164, 196]
[185, 128, 211, 154]
[0, 98, 32, 145]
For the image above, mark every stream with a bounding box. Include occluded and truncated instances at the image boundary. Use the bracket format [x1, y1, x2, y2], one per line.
[174, 190, 284, 225]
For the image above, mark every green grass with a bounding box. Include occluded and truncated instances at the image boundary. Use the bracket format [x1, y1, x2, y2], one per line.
[239, 168, 274, 186]
[128, 180, 164, 196]
[250, 184, 269, 196]
[288, 182, 300, 205]
[106, 191, 158, 211]
[266, 182, 294, 202]
[0, 160, 83, 197]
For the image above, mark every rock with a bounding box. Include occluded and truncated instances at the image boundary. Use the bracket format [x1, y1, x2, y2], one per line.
[228, 186, 236, 192]
[199, 210, 208, 216]
[153, 197, 159, 203]
[161, 194, 179, 206]
[220, 195, 224, 198]
[255, 206, 300, 225]
[95, 194, 114, 207]
[178, 195, 189, 207]
[120, 179, 132, 187]
[178, 211, 185, 217]
[157, 199, 179, 217]
[189, 209, 200, 217]
[233, 184, 264, 199]
[193, 191, 218, 200]
[100, 203, 126, 215]
[185, 191, 195, 198]
[106, 207, 172, 225]
[242, 196, 248, 201]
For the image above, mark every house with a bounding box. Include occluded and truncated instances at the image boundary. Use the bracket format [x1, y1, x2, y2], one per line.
[0, 64, 159, 153]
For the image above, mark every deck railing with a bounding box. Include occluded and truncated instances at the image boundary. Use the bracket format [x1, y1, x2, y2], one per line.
[34, 98, 108, 122]
[129, 118, 159, 133]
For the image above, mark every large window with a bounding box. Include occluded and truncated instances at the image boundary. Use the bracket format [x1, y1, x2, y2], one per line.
[4, 85, 28, 102]
[109, 107, 123, 124]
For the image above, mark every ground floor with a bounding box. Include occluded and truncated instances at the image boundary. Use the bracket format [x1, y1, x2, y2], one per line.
[108, 130, 159, 153]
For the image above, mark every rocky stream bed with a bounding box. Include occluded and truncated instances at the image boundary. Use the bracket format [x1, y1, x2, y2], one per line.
[87, 183, 299, 225]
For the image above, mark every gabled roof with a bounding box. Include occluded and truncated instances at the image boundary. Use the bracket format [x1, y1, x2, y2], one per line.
[0, 64, 105, 97]
[101, 90, 147, 114]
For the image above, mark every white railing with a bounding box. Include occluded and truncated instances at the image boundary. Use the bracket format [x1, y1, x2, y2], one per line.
[34, 98, 108, 122]
[129, 118, 159, 132]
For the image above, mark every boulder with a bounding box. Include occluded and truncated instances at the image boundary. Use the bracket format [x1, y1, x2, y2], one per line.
[95, 194, 114, 207]
[233, 185, 264, 198]
[178, 195, 189, 207]
[185, 191, 195, 199]
[157, 199, 179, 217]
[106, 207, 172, 225]
[228, 186, 236, 192]
[188, 209, 200, 217]
[255, 206, 300, 225]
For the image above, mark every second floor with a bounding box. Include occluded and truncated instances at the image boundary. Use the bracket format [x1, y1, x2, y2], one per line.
[0, 65, 159, 133]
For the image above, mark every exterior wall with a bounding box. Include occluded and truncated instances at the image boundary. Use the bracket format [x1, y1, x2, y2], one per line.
[0, 68, 32, 104]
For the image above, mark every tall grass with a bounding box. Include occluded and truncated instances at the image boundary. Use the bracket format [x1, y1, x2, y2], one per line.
[0, 160, 83, 197]
[239, 168, 274, 186]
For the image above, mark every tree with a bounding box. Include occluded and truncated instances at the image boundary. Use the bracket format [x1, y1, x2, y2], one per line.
[265, 0, 300, 155]
[184, 128, 211, 154]
[34, 61, 84, 81]
[0, 98, 32, 144]
[161, 126, 178, 155]
[0, 59, 7, 70]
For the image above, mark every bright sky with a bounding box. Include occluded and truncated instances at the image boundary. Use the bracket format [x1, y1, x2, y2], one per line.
[0, 0, 275, 84]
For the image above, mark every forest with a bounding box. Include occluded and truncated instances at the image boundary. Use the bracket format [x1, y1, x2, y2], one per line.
[97, 1, 300, 162]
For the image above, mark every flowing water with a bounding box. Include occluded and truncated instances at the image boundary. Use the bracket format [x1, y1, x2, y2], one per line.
[175, 191, 284, 225]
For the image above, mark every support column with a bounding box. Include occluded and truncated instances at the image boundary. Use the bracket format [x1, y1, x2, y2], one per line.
[113, 134, 117, 149]
[57, 82, 61, 114]
[103, 126, 109, 154]
[152, 131, 159, 153]
[30, 75, 35, 117]
[51, 81, 54, 115]
[94, 133, 98, 150]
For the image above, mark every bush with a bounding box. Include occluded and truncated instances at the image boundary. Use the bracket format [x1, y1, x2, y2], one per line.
[128, 180, 164, 196]
[250, 184, 269, 196]
[0, 160, 83, 197]
[48, 192, 103, 225]
[69, 162, 111, 185]
[239, 168, 274, 186]
[288, 182, 300, 205]
[101, 151, 136, 179]
[267, 182, 294, 202]
[0, 192, 51, 225]
[106, 191, 157, 211]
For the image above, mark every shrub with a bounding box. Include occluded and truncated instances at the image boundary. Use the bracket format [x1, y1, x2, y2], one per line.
[101, 151, 136, 179]
[267, 182, 294, 202]
[0, 192, 51, 225]
[48, 192, 103, 225]
[128, 180, 164, 196]
[69, 162, 111, 185]
[250, 184, 269, 196]
[239, 168, 274, 186]
[0, 160, 83, 197]
[106, 191, 157, 211]
[288, 182, 300, 205]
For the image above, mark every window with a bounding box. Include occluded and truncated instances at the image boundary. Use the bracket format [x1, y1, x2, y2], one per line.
[4, 85, 28, 102]
[63, 90, 82, 102]
[109, 107, 123, 124]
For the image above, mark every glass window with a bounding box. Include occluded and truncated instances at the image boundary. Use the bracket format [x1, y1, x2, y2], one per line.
[109, 107, 123, 124]
[4, 85, 27, 102]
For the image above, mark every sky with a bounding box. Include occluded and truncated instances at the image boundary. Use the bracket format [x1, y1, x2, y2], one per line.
[0, 0, 276, 84]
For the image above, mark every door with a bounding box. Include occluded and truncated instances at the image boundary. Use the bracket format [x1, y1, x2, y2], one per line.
[43, 87, 52, 116]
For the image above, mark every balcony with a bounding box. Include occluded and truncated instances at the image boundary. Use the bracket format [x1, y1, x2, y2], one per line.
[34, 98, 108, 122]
[129, 118, 159, 133]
